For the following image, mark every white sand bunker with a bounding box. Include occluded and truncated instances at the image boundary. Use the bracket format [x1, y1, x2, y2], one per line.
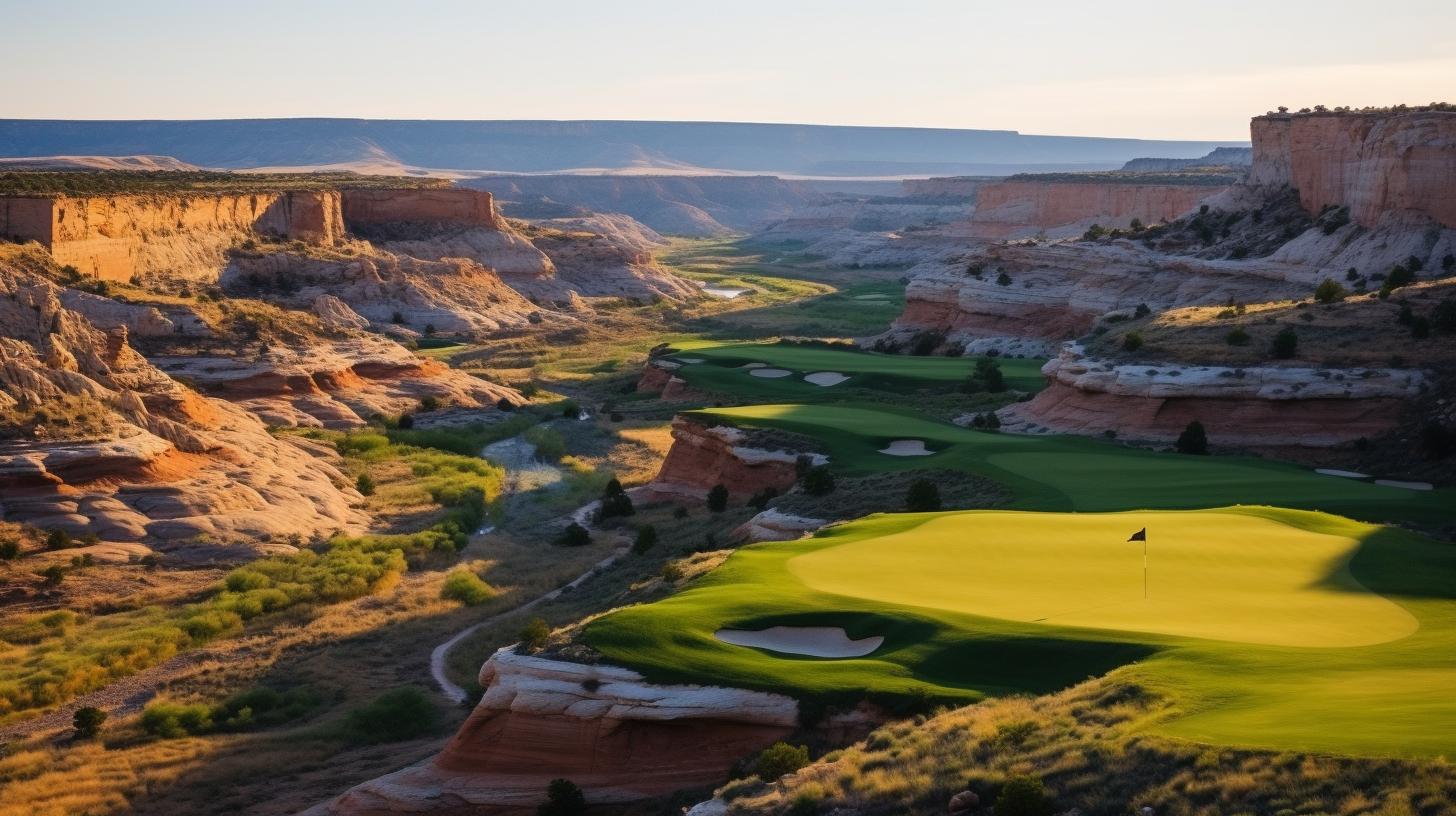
[749, 367, 793, 379]
[804, 371, 849, 387]
[1375, 479, 1434, 491]
[739, 362, 768, 369]
[1316, 468, 1370, 479]
[879, 439, 932, 456]
[673, 357, 705, 364]
[715, 626, 884, 658]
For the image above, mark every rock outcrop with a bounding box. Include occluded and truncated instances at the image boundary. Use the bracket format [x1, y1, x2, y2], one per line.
[645, 417, 827, 501]
[0, 261, 364, 551]
[517, 214, 701, 302]
[1248, 109, 1456, 228]
[999, 345, 1428, 447]
[0, 191, 343, 282]
[315, 648, 796, 815]
[968, 178, 1226, 240]
[732, 509, 827, 542]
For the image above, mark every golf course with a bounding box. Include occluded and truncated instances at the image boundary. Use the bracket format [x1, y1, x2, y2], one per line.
[586, 506, 1456, 757]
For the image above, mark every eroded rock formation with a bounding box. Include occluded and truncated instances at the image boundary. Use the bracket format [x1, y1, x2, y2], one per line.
[968, 179, 1226, 240]
[645, 417, 827, 501]
[314, 648, 796, 815]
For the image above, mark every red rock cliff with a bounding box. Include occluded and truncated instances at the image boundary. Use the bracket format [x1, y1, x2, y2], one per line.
[969, 180, 1221, 240]
[646, 416, 825, 500]
[341, 188, 501, 230]
[1248, 110, 1456, 227]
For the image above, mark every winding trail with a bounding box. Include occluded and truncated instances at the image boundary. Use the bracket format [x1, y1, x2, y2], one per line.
[429, 545, 629, 705]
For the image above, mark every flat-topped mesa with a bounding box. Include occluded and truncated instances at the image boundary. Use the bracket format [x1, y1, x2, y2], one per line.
[1248, 109, 1456, 228]
[999, 345, 1428, 447]
[0, 191, 344, 281]
[339, 188, 502, 234]
[644, 416, 827, 502]
[968, 174, 1233, 241]
[315, 648, 796, 816]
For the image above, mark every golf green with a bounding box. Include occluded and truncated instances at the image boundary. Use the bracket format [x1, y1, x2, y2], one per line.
[585, 507, 1456, 757]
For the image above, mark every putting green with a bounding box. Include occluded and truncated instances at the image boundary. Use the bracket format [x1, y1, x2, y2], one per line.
[789, 511, 1416, 648]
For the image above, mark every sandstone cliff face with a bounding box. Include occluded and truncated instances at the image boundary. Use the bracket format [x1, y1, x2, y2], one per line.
[0, 192, 344, 282]
[523, 214, 700, 303]
[999, 346, 1427, 447]
[0, 261, 364, 551]
[341, 188, 502, 231]
[1249, 111, 1456, 228]
[317, 649, 796, 815]
[901, 177, 986, 199]
[968, 181, 1221, 240]
[646, 417, 827, 501]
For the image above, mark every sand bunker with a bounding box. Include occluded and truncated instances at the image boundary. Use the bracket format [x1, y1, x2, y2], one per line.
[703, 286, 750, 299]
[1375, 479, 1434, 491]
[804, 371, 849, 387]
[749, 368, 793, 379]
[739, 362, 768, 369]
[879, 439, 932, 456]
[673, 357, 705, 364]
[715, 626, 884, 658]
[1316, 468, 1370, 479]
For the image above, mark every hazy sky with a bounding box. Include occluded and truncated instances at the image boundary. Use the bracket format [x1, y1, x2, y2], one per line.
[5, 0, 1453, 140]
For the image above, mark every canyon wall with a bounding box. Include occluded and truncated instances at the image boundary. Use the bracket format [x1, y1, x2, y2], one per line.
[645, 416, 826, 501]
[999, 347, 1427, 447]
[0, 192, 343, 281]
[968, 180, 1223, 240]
[1248, 110, 1456, 228]
[341, 188, 501, 232]
[317, 648, 796, 815]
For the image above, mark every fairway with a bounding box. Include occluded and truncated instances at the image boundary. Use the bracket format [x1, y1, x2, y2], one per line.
[585, 507, 1456, 757]
[660, 340, 1047, 400]
[789, 511, 1416, 648]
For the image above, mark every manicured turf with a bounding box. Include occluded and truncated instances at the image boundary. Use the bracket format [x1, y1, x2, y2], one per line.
[662, 340, 1046, 401]
[585, 507, 1456, 757]
[684, 404, 1456, 525]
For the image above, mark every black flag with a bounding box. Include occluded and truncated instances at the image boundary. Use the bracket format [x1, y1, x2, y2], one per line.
[1128, 528, 1146, 542]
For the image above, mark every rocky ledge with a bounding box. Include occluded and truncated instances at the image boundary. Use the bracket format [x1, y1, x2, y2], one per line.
[313, 648, 796, 816]
[998, 345, 1427, 447]
[644, 417, 827, 501]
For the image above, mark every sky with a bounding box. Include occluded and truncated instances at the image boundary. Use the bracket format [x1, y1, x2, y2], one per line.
[4, 0, 1453, 141]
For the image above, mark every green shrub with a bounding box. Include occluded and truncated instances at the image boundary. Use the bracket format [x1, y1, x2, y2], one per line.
[39, 564, 65, 586]
[632, 525, 658, 554]
[754, 741, 810, 780]
[1314, 278, 1347, 304]
[213, 685, 322, 730]
[557, 523, 592, 547]
[905, 479, 942, 512]
[537, 778, 587, 816]
[524, 425, 567, 462]
[963, 358, 1006, 393]
[996, 271, 1013, 286]
[0, 538, 18, 560]
[355, 472, 375, 496]
[441, 569, 496, 605]
[1271, 327, 1299, 359]
[707, 484, 729, 513]
[142, 702, 214, 738]
[45, 529, 72, 550]
[995, 775, 1052, 816]
[344, 687, 437, 743]
[1225, 328, 1251, 346]
[1176, 421, 1209, 455]
[521, 617, 551, 651]
[73, 706, 106, 739]
[1121, 332, 1143, 352]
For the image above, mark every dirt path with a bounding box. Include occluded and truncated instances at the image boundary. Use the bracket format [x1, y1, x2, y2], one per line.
[430, 543, 628, 705]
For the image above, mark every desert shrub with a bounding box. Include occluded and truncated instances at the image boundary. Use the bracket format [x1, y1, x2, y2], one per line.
[557, 523, 592, 547]
[45, 529, 72, 550]
[39, 564, 65, 585]
[1314, 278, 1347, 303]
[970, 411, 1002, 430]
[524, 425, 566, 461]
[1134, 303, 1151, 318]
[598, 478, 635, 520]
[559, 400, 580, 418]
[754, 741, 810, 780]
[0, 538, 18, 560]
[521, 617, 550, 650]
[418, 395, 440, 413]
[632, 525, 658, 554]
[1271, 327, 1299, 359]
[537, 779, 587, 816]
[344, 687, 437, 743]
[1082, 224, 1107, 241]
[963, 358, 1006, 393]
[1225, 327, 1251, 346]
[72, 706, 106, 739]
[1175, 421, 1209, 455]
[905, 479, 942, 512]
[142, 702, 214, 738]
[213, 685, 322, 730]
[996, 271, 1013, 286]
[355, 472, 375, 496]
[441, 569, 496, 605]
[1122, 332, 1143, 352]
[801, 466, 836, 496]
[707, 484, 729, 512]
[995, 775, 1052, 816]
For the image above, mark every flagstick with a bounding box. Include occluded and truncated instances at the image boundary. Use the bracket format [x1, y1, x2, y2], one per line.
[1143, 533, 1148, 600]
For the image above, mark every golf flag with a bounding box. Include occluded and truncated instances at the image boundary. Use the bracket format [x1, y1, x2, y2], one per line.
[1128, 528, 1147, 542]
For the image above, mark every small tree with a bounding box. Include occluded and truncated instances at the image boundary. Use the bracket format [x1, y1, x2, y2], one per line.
[1175, 421, 1209, 455]
[1271, 327, 1299, 359]
[598, 479, 635, 520]
[995, 775, 1052, 816]
[801, 466, 836, 496]
[707, 484, 729, 513]
[40, 564, 65, 586]
[355, 472, 376, 496]
[1224, 328, 1251, 346]
[754, 742, 810, 780]
[996, 271, 1013, 286]
[557, 523, 592, 547]
[1314, 278, 1347, 304]
[45, 529, 72, 551]
[632, 525, 658, 554]
[521, 617, 551, 651]
[537, 779, 587, 816]
[73, 706, 107, 740]
[905, 479, 942, 512]
[1122, 332, 1144, 352]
